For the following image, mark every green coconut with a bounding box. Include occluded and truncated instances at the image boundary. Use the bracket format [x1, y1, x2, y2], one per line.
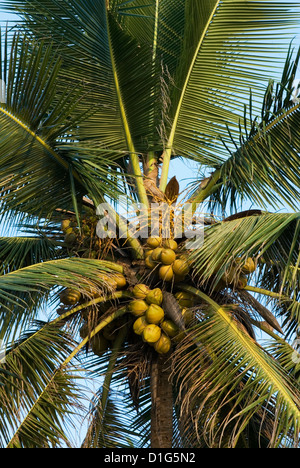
[60, 288, 82, 306]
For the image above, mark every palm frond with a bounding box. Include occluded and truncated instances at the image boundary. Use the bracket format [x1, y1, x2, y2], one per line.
[192, 212, 299, 288]
[160, 0, 300, 190]
[2, 0, 150, 205]
[0, 321, 80, 448]
[172, 288, 300, 447]
[82, 390, 137, 448]
[0, 257, 123, 302]
[216, 101, 300, 212]
[185, 39, 300, 212]
[0, 30, 126, 219]
[0, 235, 60, 274]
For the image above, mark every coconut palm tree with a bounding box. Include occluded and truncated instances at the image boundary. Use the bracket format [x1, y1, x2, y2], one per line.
[0, 0, 300, 448]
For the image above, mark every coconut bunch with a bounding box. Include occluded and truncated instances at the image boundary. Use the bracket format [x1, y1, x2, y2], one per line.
[57, 270, 127, 320]
[212, 256, 257, 292]
[79, 315, 127, 357]
[128, 284, 189, 355]
[61, 212, 110, 259]
[144, 237, 191, 284]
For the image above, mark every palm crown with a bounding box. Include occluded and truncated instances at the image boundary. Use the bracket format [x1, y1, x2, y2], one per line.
[0, 0, 299, 448]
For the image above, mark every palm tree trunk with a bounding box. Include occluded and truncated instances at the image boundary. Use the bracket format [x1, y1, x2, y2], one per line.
[150, 352, 173, 448]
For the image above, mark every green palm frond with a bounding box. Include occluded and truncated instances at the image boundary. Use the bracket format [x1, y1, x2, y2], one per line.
[82, 390, 137, 448]
[0, 235, 60, 274]
[0, 256, 124, 343]
[2, 0, 150, 205]
[217, 102, 300, 212]
[172, 288, 300, 448]
[191, 211, 300, 289]
[0, 235, 62, 340]
[265, 336, 300, 382]
[0, 257, 123, 302]
[0, 321, 80, 448]
[0, 30, 126, 219]
[190, 211, 300, 338]
[159, 0, 300, 189]
[186, 39, 300, 212]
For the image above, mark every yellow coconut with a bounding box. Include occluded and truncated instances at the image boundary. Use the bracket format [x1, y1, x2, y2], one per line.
[113, 273, 127, 289]
[145, 249, 154, 258]
[159, 264, 174, 282]
[241, 257, 256, 274]
[154, 333, 172, 354]
[133, 316, 149, 336]
[151, 247, 163, 262]
[61, 218, 71, 232]
[178, 298, 194, 308]
[172, 258, 190, 277]
[145, 255, 156, 270]
[60, 288, 82, 306]
[97, 274, 118, 290]
[142, 324, 161, 344]
[146, 288, 163, 306]
[82, 282, 100, 298]
[160, 248, 176, 265]
[146, 237, 162, 249]
[128, 299, 148, 317]
[145, 304, 165, 324]
[132, 283, 150, 299]
[163, 239, 178, 251]
[161, 319, 179, 338]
